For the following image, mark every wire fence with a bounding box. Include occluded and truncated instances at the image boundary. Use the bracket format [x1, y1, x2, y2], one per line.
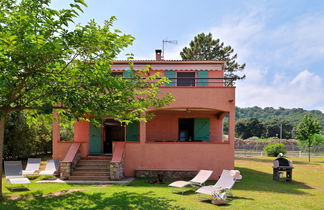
[235, 150, 324, 157]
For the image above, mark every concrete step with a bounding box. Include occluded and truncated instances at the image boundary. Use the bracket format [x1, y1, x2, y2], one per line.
[69, 176, 110, 181]
[71, 171, 110, 176]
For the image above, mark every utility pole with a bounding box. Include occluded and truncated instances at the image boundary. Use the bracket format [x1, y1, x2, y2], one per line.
[280, 123, 283, 139]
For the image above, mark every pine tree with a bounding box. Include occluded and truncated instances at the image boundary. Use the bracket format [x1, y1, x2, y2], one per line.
[180, 33, 246, 80]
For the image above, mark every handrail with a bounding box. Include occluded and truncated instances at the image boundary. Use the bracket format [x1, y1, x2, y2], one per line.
[122, 77, 235, 87]
[111, 142, 126, 162]
[63, 143, 81, 162]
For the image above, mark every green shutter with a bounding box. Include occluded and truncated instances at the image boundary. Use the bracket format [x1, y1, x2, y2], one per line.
[126, 122, 139, 141]
[89, 123, 102, 154]
[197, 71, 208, 86]
[164, 71, 175, 86]
[194, 118, 210, 142]
[124, 69, 135, 78]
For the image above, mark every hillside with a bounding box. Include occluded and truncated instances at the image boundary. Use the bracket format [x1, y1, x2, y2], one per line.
[235, 106, 324, 126]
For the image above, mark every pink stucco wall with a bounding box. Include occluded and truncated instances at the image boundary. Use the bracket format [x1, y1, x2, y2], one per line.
[123, 142, 234, 180]
[52, 118, 90, 160]
[146, 111, 224, 142]
[159, 87, 235, 112]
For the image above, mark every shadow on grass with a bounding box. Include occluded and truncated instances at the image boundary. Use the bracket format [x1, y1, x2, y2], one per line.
[6, 187, 30, 192]
[234, 167, 313, 195]
[1, 191, 185, 210]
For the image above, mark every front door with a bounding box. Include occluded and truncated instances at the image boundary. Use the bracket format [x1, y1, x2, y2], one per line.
[89, 123, 102, 154]
[179, 118, 194, 141]
[104, 120, 125, 153]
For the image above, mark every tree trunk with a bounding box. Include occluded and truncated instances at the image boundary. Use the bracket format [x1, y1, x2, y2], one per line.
[0, 115, 6, 199]
[308, 140, 311, 162]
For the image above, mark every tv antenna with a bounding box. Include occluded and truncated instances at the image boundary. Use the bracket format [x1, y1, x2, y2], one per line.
[162, 40, 178, 59]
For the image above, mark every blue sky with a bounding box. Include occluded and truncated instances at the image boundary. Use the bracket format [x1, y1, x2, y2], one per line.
[52, 0, 324, 112]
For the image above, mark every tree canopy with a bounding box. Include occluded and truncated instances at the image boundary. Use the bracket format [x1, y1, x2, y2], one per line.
[0, 0, 173, 197]
[180, 33, 245, 80]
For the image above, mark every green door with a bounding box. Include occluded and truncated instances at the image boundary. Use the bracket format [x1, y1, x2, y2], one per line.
[197, 71, 208, 86]
[126, 122, 139, 141]
[194, 118, 210, 142]
[165, 71, 176, 86]
[89, 123, 102, 154]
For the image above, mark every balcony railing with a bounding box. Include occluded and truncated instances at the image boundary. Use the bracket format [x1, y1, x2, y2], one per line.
[165, 77, 235, 87]
[122, 77, 235, 87]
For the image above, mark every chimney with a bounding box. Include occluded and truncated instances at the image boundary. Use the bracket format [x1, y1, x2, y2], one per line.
[155, 49, 162, 61]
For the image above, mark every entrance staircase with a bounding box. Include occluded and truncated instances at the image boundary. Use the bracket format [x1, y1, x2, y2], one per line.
[69, 155, 112, 181]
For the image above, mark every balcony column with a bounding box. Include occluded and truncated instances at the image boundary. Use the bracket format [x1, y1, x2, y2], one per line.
[139, 121, 146, 144]
[228, 111, 235, 143]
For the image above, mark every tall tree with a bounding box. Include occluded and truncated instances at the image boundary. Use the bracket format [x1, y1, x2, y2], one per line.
[180, 33, 245, 80]
[295, 115, 321, 162]
[0, 0, 173, 198]
[236, 118, 263, 139]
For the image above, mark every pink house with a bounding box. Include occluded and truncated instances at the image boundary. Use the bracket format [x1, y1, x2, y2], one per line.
[52, 50, 236, 180]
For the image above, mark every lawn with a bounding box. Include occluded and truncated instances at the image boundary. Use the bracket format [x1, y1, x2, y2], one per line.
[1, 157, 323, 210]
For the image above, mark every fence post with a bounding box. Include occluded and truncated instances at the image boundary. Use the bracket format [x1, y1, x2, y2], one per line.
[299, 151, 301, 157]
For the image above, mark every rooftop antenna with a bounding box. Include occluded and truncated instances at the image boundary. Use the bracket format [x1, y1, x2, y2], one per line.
[162, 40, 178, 59]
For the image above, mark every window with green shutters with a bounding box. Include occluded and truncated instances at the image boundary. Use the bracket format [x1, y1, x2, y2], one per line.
[194, 118, 210, 142]
[126, 122, 139, 141]
[164, 71, 175, 86]
[124, 68, 135, 78]
[197, 71, 209, 86]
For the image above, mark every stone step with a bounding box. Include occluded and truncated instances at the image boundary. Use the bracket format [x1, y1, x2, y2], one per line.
[76, 165, 110, 170]
[73, 166, 110, 172]
[84, 155, 112, 160]
[69, 176, 110, 181]
[71, 171, 110, 176]
[78, 160, 110, 166]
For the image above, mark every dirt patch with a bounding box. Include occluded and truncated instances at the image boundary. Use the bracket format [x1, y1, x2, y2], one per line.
[94, 184, 110, 188]
[7, 188, 85, 201]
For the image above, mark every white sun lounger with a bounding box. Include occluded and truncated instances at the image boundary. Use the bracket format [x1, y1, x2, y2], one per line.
[39, 160, 59, 175]
[196, 170, 241, 198]
[4, 161, 31, 187]
[22, 158, 41, 175]
[169, 170, 213, 193]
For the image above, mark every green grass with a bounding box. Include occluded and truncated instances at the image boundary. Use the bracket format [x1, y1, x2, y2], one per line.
[1, 157, 323, 209]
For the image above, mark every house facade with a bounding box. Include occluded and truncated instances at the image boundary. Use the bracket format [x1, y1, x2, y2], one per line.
[52, 50, 236, 180]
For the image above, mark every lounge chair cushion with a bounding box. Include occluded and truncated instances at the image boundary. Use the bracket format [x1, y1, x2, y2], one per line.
[22, 170, 37, 175]
[168, 181, 191, 188]
[196, 186, 222, 195]
[39, 170, 56, 175]
[169, 170, 213, 189]
[22, 158, 41, 175]
[7, 178, 31, 185]
[196, 170, 241, 196]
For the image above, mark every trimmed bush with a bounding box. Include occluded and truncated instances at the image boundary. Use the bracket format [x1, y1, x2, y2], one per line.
[263, 143, 287, 157]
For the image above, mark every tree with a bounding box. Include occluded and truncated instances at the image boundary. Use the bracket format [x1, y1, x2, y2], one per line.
[295, 115, 321, 162]
[262, 119, 294, 139]
[235, 118, 263, 139]
[180, 33, 245, 80]
[0, 0, 173, 198]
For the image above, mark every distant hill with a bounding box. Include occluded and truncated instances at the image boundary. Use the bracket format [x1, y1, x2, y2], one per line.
[235, 106, 324, 126]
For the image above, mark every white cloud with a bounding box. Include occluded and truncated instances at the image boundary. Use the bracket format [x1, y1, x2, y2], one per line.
[236, 69, 324, 112]
[205, 9, 324, 111]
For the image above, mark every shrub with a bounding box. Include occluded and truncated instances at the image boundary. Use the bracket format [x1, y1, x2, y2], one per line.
[263, 143, 287, 157]
[248, 136, 259, 140]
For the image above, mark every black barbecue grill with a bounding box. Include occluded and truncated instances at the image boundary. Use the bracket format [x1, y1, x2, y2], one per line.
[272, 157, 294, 181]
